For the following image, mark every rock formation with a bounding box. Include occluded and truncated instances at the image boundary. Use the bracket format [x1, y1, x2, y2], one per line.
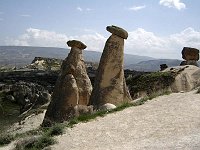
[1, 81, 51, 113]
[163, 65, 200, 92]
[42, 40, 92, 126]
[89, 25, 132, 108]
[180, 47, 199, 66]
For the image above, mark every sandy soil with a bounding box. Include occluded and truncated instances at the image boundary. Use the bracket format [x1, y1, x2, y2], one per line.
[52, 90, 200, 150]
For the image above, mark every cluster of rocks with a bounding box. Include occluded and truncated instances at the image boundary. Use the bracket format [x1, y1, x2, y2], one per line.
[180, 47, 199, 66]
[42, 25, 200, 126]
[42, 25, 132, 126]
[1, 81, 51, 113]
[23, 57, 62, 71]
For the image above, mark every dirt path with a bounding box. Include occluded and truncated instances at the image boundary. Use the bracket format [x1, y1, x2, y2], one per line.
[52, 90, 200, 150]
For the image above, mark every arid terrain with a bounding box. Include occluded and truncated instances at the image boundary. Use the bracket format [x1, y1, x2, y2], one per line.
[49, 90, 200, 150]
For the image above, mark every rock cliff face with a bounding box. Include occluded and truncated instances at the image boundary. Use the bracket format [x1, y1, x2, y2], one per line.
[42, 40, 92, 126]
[90, 25, 132, 108]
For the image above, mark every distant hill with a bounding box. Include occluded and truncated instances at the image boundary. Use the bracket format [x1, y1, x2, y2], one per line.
[126, 59, 183, 72]
[0, 46, 154, 67]
[2, 46, 193, 72]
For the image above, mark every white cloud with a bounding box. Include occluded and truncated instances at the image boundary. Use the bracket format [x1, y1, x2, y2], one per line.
[129, 5, 146, 11]
[4, 28, 106, 52]
[86, 8, 92, 11]
[125, 27, 200, 58]
[3, 27, 200, 59]
[77, 7, 83, 12]
[159, 0, 186, 10]
[77, 7, 93, 12]
[20, 14, 31, 17]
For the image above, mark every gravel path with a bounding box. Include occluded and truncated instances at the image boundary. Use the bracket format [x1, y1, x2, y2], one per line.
[52, 90, 200, 150]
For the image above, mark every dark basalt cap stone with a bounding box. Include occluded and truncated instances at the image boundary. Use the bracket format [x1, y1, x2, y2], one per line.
[67, 40, 87, 50]
[182, 47, 199, 61]
[106, 25, 128, 39]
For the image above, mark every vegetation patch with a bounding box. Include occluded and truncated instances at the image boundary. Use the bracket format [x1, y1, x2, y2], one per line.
[0, 92, 20, 134]
[28, 135, 55, 150]
[15, 134, 55, 150]
[126, 72, 175, 98]
[45, 123, 65, 137]
[0, 134, 14, 146]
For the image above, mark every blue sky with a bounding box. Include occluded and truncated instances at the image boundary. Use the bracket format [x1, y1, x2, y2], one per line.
[0, 0, 200, 59]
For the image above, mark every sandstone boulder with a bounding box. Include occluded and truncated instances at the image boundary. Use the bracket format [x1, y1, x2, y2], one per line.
[89, 25, 132, 108]
[163, 65, 200, 92]
[99, 103, 117, 111]
[182, 47, 199, 61]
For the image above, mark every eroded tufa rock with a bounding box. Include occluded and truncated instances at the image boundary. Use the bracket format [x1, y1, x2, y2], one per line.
[181, 47, 199, 67]
[42, 40, 92, 126]
[67, 40, 87, 50]
[106, 25, 128, 39]
[89, 25, 132, 109]
[182, 47, 199, 61]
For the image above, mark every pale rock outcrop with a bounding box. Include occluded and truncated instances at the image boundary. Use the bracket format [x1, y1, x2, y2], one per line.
[180, 47, 199, 66]
[42, 40, 92, 126]
[163, 65, 200, 92]
[90, 25, 132, 108]
[99, 103, 117, 111]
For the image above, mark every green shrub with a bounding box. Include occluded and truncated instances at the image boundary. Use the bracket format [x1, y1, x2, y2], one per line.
[46, 124, 65, 136]
[32, 135, 55, 149]
[126, 72, 175, 98]
[15, 135, 55, 150]
[111, 103, 132, 112]
[0, 134, 14, 146]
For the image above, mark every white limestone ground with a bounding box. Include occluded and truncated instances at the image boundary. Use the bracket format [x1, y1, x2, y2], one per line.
[52, 90, 200, 150]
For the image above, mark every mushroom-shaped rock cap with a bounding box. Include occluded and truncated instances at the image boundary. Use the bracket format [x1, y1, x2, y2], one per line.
[67, 40, 87, 50]
[106, 25, 128, 39]
[182, 47, 199, 61]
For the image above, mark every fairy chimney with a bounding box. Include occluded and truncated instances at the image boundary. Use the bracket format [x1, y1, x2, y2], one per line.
[42, 40, 92, 126]
[89, 25, 132, 109]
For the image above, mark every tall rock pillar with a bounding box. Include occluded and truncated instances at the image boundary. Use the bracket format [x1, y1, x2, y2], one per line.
[90, 25, 132, 108]
[42, 40, 92, 126]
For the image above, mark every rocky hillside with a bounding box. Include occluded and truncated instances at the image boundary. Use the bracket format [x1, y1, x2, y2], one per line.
[127, 59, 182, 71]
[0, 46, 154, 67]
